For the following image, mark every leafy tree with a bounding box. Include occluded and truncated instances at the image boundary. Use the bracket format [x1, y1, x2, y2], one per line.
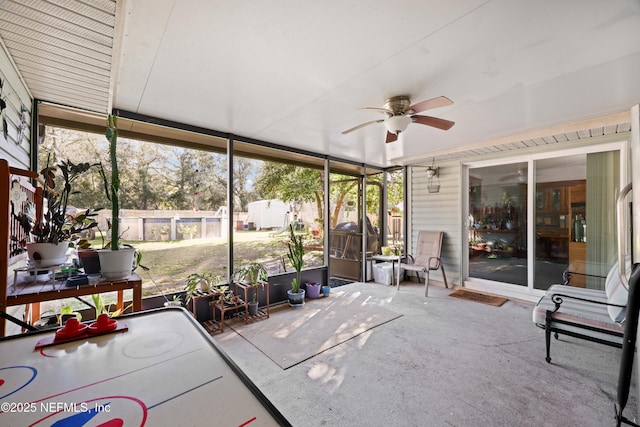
[232, 157, 259, 212]
[39, 126, 403, 223]
[196, 152, 227, 210]
[255, 162, 322, 217]
[255, 162, 368, 228]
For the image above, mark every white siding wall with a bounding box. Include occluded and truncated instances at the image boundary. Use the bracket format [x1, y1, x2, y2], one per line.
[0, 41, 32, 168]
[409, 161, 462, 286]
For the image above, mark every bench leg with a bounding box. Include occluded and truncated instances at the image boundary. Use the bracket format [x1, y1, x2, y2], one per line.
[545, 327, 552, 363]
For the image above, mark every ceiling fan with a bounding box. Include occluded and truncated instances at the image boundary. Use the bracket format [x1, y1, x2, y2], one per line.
[499, 167, 527, 182]
[342, 95, 455, 143]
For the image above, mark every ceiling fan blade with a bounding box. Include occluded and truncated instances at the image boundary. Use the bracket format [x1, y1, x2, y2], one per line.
[499, 174, 517, 182]
[405, 96, 453, 114]
[359, 107, 393, 114]
[386, 131, 398, 143]
[412, 115, 455, 130]
[342, 119, 384, 134]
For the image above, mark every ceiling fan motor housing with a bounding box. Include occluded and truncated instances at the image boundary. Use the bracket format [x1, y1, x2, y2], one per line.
[384, 95, 412, 114]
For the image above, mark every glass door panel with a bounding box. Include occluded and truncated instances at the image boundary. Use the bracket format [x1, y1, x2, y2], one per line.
[532, 152, 619, 290]
[468, 163, 528, 286]
[533, 157, 580, 289]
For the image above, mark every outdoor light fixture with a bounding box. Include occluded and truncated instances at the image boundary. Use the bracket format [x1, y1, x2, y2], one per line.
[384, 115, 411, 134]
[425, 159, 440, 193]
[425, 166, 438, 179]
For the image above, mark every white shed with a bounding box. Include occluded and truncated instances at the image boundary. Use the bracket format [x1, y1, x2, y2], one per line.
[246, 199, 289, 230]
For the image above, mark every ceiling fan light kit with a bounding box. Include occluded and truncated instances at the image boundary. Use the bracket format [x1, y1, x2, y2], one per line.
[385, 115, 411, 134]
[342, 95, 455, 143]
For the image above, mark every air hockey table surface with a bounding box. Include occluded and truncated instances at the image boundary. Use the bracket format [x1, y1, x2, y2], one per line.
[0, 307, 290, 426]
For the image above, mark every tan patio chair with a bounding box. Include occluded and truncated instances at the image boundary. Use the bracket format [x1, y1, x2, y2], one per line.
[401, 231, 448, 296]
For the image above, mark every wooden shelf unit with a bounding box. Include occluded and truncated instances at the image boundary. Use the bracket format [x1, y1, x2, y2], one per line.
[208, 280, 270, 333]
[1, 160, 143, 336]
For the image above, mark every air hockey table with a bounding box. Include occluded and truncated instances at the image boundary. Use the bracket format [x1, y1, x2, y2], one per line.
[0, 307, 291, 426]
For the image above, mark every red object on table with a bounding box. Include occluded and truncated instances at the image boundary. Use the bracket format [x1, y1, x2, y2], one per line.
[54, 317, 88, 340]
[88, 313, 118, 333]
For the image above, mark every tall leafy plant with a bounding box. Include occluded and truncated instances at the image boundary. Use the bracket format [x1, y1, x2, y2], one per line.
[12, 157, 98, 246]
[286, 224, 305, 293]
[100, 114, 120, 250]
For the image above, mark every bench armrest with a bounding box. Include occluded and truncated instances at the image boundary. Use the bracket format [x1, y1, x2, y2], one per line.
[561, 270, 606, 286]
[549, 292, 625, 314]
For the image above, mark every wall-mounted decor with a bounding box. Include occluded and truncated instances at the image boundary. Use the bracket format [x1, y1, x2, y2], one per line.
[0, 78, 5, 143]
[16, 104, 27, 145]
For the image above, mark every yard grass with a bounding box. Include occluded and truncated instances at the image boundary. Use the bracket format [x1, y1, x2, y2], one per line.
[127, 230, 322, 296]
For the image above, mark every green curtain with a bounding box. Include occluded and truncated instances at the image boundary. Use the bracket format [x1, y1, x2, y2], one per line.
[585, 150, 620, 289]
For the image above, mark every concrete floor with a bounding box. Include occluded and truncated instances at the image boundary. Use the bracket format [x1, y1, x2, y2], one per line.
[214, 280, 637, 427]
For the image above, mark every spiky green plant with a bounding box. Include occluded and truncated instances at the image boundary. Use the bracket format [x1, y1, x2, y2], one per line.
[287, 224, 305, 293]
[100, 114, 120, 250]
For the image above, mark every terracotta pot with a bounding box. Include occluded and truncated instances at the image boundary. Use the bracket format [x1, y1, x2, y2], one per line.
[77, 249, 101, 274]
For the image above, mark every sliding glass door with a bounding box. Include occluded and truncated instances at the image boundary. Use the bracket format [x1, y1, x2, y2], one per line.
[468, 163, 528, 286]
[467, 144, 622, 293]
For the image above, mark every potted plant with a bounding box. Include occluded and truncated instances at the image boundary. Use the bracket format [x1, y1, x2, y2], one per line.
[235, 261, 268, 285]
[74, 220, 105, 275]
[311, 217, 323, 237]
[321, 284, 331, 296]
[59, 304, 82, 325]
[286, 224, 305, 308]
[160, 224, 170, 240]
[97, 115, 136, 281]
[12, 157, 99, 267]
[306, 282, 321, 299]
[235, 261, 268, 316]
[164, 294, 183, 307]
[76, 239, 101, 275]
[184, 270, 227, 305]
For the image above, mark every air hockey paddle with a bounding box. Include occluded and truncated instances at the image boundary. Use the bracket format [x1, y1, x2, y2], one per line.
[34, 315, 128, 350]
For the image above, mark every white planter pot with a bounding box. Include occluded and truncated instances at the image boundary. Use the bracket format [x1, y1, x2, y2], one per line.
[26, 242, 70, 267]
[98, 248, 136, 281]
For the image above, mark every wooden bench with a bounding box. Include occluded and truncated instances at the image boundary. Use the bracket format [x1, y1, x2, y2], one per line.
[532, 261, 629, 363]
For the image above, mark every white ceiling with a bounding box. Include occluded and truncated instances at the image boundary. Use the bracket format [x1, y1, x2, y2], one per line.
[2, 0, 640, 167]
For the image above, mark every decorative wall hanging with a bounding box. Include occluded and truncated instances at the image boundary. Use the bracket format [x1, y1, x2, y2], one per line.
[0, 78, 6, 143]
[17, 104, 28, 145]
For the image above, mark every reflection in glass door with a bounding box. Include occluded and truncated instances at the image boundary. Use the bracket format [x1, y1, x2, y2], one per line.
[467, 148, 620, 292]
[468, 163, 528, 286]
[534, 152, 619, 290]
[533, 157, 582, 289]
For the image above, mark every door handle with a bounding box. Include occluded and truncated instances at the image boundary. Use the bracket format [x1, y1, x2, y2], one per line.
[617, 183, 632, 288]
